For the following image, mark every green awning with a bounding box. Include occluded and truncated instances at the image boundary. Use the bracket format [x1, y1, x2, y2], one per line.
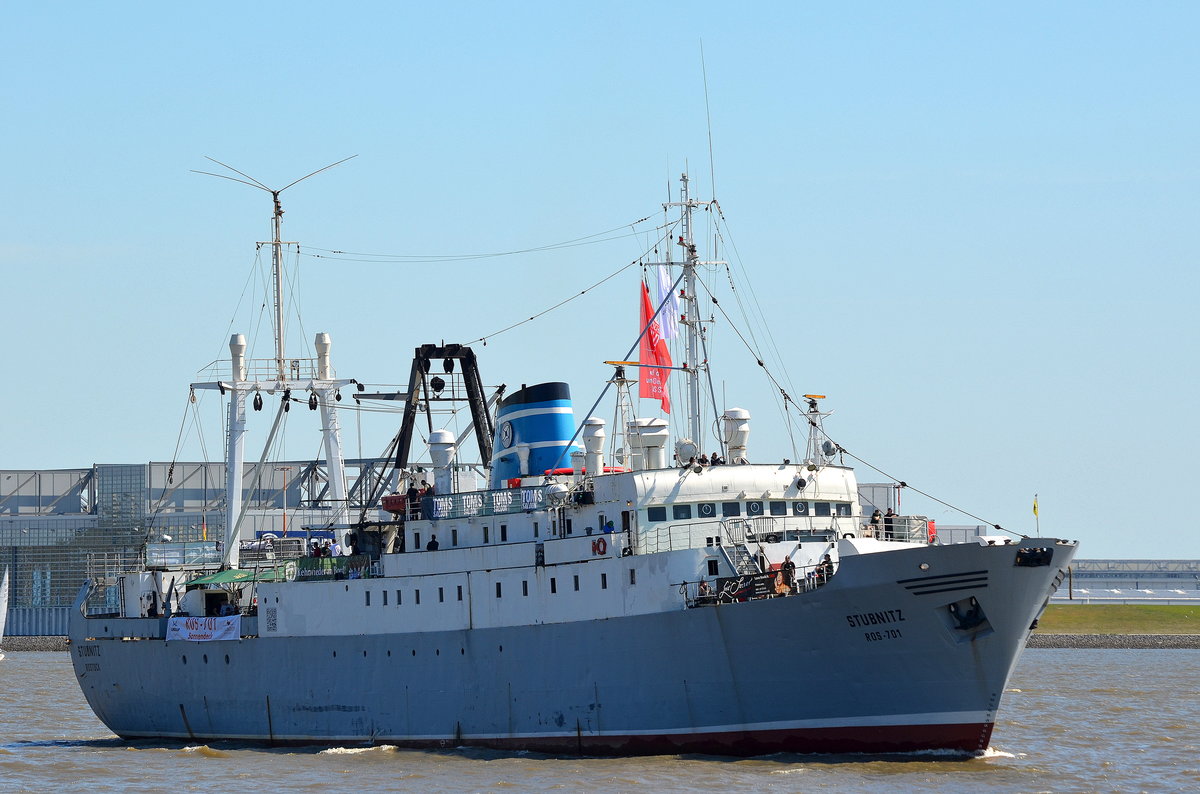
[188, 567, 286, 585]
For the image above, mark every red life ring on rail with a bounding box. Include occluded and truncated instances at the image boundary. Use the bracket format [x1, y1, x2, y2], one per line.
[591, 538, 607, 555]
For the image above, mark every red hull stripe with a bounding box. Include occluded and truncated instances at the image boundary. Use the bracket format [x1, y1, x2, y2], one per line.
[452, 722, 994, 756]
[187, 721, 996, 757]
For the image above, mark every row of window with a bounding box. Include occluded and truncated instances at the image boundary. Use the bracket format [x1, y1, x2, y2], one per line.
[362, 570, 632, 607]
[645, 501, 853, 522]
[414, 522, 517, 550]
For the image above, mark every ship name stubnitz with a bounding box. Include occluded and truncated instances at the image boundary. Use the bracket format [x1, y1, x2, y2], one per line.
[845, 609, 905, 628]
[76, 644, 102, 657]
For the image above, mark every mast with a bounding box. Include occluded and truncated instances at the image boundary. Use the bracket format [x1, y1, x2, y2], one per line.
[678, 174, 703, 447]
[655, 173, 718, 448]
[190, 157, 359, 567]
[270, 191, 288, 380]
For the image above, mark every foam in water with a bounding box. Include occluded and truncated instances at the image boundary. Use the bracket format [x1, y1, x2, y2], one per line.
[319, 746, 398, 756]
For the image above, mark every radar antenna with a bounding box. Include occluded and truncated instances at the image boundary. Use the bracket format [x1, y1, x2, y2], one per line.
[192, 155, 357, 379]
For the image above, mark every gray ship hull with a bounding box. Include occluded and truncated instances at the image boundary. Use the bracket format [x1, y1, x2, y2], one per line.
[70, 539, 1073, 756]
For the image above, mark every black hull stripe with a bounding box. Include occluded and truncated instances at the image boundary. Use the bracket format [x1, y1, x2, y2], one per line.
[906, 583, 989, 596]
[904, 576, 989, 591]
[896, 570, 988, 585]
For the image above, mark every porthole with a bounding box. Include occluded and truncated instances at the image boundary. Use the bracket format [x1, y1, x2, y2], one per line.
[224, 654, 230, 665]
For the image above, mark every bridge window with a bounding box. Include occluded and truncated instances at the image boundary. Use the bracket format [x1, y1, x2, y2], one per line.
[500, 524, 508, 542]
[496, 582, 502, 598]
[647, 506, 667, 522]
[483, 526, 490, 543]
[815, 503, 831, 517]
[630, 568, 636, 585]
[383, 590, 388, 606]
[365, 591, 371, 607]
[721, 502, 741, 517]
[457, 585, 463, 601]
[746, 500, 763, 516]
[452, 529, 459, 546]
[551, 577, 558, 594]
[697, 503, 717, 519]
[522, 580, 529, 596]
[439, 587, 444, 603]
[770, 501, 788, 516]
[708, 559, 719, 576]
[673, 504, 692, 520]
[601, 573, 608, 590]
[835, 503, 852, 517]
[793, 502, 809, 516]
[573, 575, 580, 592]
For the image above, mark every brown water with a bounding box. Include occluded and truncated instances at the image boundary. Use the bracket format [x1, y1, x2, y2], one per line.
[1, 649, 1197, 792]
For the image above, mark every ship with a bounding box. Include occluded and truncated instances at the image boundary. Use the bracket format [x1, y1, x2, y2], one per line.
[69, 171, 1077, 756]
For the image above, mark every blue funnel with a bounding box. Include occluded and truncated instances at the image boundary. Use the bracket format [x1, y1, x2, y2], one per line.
[490, 382, 580, 488]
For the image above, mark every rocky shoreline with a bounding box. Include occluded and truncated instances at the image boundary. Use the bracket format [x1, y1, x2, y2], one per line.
[5, 634, 1200, 653]
[3, 636, 69, 652]
[1027, 633, 1200, 649]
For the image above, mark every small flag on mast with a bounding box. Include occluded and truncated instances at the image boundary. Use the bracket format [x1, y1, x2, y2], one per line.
[1032, 496, 1039, 518]
[654, 266, 679, 340]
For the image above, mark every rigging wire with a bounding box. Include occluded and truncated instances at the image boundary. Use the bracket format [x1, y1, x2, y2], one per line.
[693, 277, 804, 443]
[831, 445, 1022, 539]
[466, 220, 680, 346]
[547, 269, 688, 473]
[301, 215, 654, 264]
[700, 39, 717, 205]
[712, 212, 802, 414]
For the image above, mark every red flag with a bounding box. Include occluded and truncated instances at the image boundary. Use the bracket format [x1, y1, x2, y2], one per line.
[639, 281, 672, 413]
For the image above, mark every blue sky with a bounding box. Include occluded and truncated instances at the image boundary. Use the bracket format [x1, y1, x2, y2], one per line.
[2, 2, 1196, 558]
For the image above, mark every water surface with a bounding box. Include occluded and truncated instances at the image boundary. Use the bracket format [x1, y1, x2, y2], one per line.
[1, 649, 1196, 792]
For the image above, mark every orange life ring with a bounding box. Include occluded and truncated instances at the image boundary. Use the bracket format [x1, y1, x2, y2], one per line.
[591, 538, 607, 555]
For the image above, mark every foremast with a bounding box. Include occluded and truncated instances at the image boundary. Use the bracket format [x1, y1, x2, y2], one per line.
[191, 191, 355, 570]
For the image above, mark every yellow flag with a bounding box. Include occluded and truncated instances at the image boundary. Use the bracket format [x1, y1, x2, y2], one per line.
[1032, 497, 1039, 517]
